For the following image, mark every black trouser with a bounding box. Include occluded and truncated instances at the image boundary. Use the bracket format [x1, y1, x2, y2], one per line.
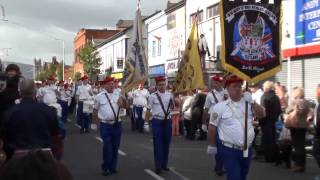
[261, 121, 279, 162]
[290, 128, 306, 167]
[191, 108, 206, 140]
[279, 142, 292, 167]
[313, 136, 320, 168]
[184, 119, 194, 140]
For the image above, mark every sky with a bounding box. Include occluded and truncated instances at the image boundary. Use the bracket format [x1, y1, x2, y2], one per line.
[0, 0, 165, 65]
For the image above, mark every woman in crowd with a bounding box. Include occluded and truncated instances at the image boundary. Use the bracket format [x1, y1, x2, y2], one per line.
[284, 87, 313, 172]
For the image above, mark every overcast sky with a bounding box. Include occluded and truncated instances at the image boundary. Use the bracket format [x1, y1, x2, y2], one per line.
[0, 0, 165, 65]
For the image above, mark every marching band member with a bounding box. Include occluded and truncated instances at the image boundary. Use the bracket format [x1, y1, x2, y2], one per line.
[93, 76, 127, 176]
[132, 83, 149, 133]
[145, 76, 174, 174]
[207, 75, 265, 180]
[203, 74, 228, 176]
[76, 75, 93, 133]
[58, 82, 72, 123]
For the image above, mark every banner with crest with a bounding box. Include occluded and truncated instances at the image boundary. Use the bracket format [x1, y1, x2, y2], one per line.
[220, 0, 282, 83]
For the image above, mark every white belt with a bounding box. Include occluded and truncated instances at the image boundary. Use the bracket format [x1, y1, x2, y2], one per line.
[220, 140, 244, 151]
[101, 119, 121, 124]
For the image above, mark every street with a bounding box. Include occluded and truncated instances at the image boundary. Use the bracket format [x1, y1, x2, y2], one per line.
[63, 117, 320, 180]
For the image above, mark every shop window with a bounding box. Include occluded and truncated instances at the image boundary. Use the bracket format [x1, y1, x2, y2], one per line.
[117, 58, 124, 69]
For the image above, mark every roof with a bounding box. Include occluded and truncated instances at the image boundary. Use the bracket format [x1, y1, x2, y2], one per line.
[116, 20, 134, 28]
[95, 30, 129, 49]
[165, 0, 185, 14]
[96, 13, 154, 49]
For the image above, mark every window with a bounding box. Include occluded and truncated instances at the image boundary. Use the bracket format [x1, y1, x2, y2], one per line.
[157, 39, 161, 56]
[190, 10, 203, 26]
[207, 4, 219, 19]
[152, 41, 156, 57]
[167, 13, 176, 30]
[117, 58, 124, 69]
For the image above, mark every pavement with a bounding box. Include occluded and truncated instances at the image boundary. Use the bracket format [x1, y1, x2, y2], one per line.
[63, 117, 320, 180]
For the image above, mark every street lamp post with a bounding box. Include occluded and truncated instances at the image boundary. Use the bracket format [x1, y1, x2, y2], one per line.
[55, 39, 65, 81]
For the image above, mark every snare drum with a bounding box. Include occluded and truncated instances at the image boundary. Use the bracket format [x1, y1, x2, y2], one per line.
[83, 100, 94, 114]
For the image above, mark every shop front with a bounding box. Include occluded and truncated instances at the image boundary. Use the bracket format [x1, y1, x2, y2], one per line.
[149, 64, 165, 86]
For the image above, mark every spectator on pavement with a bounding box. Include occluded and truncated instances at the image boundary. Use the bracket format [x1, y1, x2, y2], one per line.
[0, 78, 60, 160]
[284, 87, 313, 172]
[0, 150, 73, 180]
[260, 81, 282, 163]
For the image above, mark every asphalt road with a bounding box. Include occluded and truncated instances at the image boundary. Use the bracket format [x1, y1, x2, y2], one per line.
[63, 117, 320, 180]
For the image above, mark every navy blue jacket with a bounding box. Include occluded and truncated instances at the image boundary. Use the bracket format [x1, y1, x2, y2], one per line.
[0, 98, 59, 151]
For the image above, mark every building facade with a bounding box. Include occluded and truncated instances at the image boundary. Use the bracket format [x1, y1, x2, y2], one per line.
[165, 0, 186, 82]
[96, 29, 132, 80]
[275, 0, 320, 100]
[73, 28, 120, 75]
[145, 11, 168, 85]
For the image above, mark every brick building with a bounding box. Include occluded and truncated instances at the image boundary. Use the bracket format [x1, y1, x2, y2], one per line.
[73, 29, 120, 75]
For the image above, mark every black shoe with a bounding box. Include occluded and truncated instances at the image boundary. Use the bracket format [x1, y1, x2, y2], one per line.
[162, 167, 170, 171]
[85, 129, 90, 133]
[285, 161, 291, 169]
[214, 168, 225, 176]
[155, 169, 162, 174]
[110, 170, 118, 174]
[80, 129, 85, 134]
[102, 170, 110, 176]
[197, 136, 207, 141]
[274, 161, 282, 166]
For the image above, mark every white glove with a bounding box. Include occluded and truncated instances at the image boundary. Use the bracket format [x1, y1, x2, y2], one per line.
[201, 124, 208, 132]
[14, 99, 21, 104]
[243, 92, 254, 103]
[207, 145, 217, 155]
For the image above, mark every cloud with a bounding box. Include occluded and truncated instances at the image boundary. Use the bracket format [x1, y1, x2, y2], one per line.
[0, 0, 165, 65]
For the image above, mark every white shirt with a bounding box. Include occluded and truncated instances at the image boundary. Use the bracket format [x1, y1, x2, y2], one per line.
[252, 89, 264, 105]
[147, 91, 173, 120]
[210, 98, 255, 147]
[76, 84, 93, 101]
[41, 85, 58, 103]
[59, 87, 72, 102]
[132, 88, 149, 107]
[94, 90, 121, 123]
[181, 95, 194, 120]
[204, 89, 228, 113]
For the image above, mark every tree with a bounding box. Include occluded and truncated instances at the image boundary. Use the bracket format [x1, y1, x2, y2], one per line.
[78, 42, 102, 81]
[56, 63, 63, 81]
[73, 72, 81, 81]
[35, 62, 61, 81]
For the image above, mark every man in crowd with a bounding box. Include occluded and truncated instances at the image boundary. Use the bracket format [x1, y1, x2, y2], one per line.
[260, 81, 282, 163]
[0, 79, 60, 159]
[191, 88, 207, 140]
[0, 64, 21, 119]
[146, 76, 174, 174]
[207, 75, 265, 180]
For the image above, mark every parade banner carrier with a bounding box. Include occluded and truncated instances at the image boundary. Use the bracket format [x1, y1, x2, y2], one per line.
[220, 0, 282, 83]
